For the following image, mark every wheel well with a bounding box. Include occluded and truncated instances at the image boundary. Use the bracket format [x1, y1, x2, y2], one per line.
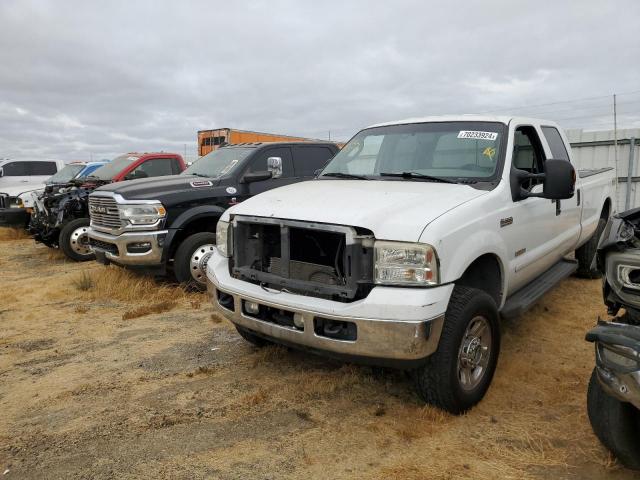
[168, 216, 219, 261]
[456, 254, 503, 306]
[601, 198, 611, 219]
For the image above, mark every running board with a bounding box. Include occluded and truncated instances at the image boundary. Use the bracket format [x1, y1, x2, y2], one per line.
[501, 259, 577, 319]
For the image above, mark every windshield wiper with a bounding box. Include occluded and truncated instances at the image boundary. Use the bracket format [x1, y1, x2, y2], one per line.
[321, 172, 369, 180]
[379, 172, 456, 184]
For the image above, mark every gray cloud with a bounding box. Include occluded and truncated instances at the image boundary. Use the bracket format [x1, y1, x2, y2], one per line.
[1, 0, 639, 161]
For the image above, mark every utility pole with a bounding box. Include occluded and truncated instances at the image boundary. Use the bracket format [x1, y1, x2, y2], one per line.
[614, 94, 619, 196]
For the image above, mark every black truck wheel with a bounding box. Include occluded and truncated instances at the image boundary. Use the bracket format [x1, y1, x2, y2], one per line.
[235, 325, 270, 347]
[413, 286, 500, 414]
[59, 218, 94, 262]
[575, 217, 606, 278]
[173, 232, 217, 291]
[587, 369, 640, 470]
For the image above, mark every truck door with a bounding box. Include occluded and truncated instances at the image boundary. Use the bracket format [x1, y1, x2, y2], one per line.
[245, 146, 296, 195]
[503, 125, 565, 293]
[540, 126, 582, 252]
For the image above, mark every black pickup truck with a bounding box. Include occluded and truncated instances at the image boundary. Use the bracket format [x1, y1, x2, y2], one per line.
[87, 141, 339, 289]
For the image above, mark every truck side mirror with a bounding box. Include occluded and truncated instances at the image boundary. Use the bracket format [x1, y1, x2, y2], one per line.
[510, 159, 575, 202]
[267, 157, 282, 179]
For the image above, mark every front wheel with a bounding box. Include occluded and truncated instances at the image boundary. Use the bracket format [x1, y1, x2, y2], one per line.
[587, 369, 640, 470]
[173, 232, 217, 291]
[413, 286, 500, 414]
[59, 218, 94, 262]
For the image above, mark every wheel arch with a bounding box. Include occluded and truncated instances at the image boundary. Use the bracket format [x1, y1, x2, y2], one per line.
[163, 206, 224, 263]
[601, 197, 612, 219]
[455, 253, 504, 307]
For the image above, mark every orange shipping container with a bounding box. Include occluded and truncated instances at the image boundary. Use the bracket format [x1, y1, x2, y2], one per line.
[197, 128, 330, 156]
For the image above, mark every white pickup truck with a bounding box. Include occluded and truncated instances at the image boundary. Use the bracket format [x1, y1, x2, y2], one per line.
[206, 116, 615, 413]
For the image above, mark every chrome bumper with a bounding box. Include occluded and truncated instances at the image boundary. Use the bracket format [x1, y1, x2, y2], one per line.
[87, 227, 167, 266]
[207, 277, 445, 364]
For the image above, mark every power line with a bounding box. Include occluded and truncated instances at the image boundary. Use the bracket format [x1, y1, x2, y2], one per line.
[475, 89, 640, 114]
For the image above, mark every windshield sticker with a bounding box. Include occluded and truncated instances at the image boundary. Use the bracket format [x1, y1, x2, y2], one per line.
[226, 186, 237, 194]
[457, 131, 498, 141]
[220, 159, 239, 176]
[483, 147, 496, 161]
[190, 180, 213, 188]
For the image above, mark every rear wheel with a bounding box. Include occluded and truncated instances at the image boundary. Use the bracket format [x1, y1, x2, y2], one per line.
[59, 218, 94, 262]
[575, 217, 607, 278]
[173, 232, 217, 291]
[587, 368, 640, 470]
[413, 286, 500, 414]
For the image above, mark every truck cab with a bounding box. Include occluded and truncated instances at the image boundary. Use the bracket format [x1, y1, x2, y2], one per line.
[87, 142, 339, 289]
[206, 116, 614, 414]
[29, 153, 185, 261]
[0, 159, 65, 226]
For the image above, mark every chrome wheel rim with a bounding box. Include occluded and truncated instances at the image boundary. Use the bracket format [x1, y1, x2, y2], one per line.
[189, 244, 216, 284]
[457, 315, 492, 391]
[70, 226, 92, 257]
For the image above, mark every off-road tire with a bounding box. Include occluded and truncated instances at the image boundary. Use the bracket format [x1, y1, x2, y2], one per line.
[235, 325, 270, 347]
[173, 232, 217, 291]
[413, 285, 500, 415]
[575, 217, 607, 278]
[587, 368, 640, 470]
[59, 218, 94, 262]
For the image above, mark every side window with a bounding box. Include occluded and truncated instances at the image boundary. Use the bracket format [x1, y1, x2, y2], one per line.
[171, 158, 183, 174]
[541, 126, 570, 160]
[132, 158, 175, 178]
[29, 161, 57, 175]
[1, 162, 29, 176]
[513, 126, 546, 190]
[246, 147, 294, 177]
[293, 146, 336, 176]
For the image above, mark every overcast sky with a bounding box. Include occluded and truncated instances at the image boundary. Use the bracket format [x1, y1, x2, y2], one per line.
[1, 0, 639, 161]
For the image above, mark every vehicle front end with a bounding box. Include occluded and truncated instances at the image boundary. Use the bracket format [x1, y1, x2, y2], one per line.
[87, 191, 168, 269]
[207, 214, 451, 366]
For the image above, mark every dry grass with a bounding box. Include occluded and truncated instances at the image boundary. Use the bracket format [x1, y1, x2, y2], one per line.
[71, 266, 194, 304]
[0, 227, 30, 241]
[122, 300, 178, 320]
[71, 271, 94, 291]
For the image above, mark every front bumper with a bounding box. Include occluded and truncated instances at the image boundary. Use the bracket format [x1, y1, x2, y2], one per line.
[87, 227, 167, 266]
[0, 207, 30, 227]
[206, 250, 452, 367]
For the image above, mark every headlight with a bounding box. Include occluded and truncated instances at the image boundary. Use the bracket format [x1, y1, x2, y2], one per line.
[8, 197, 23, 208]
[119, 203, 166, 225]
[598, 343, 640, 371]
[216, 220, 232, 257]
[374, 241, 439, 286]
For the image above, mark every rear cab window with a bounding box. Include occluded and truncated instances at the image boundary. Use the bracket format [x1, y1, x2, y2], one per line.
[292, 145, 336, 176]
[541, 126, 570, 160]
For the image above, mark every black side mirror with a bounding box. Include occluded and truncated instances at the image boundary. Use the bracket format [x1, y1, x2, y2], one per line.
[510, 159, 575, 202]
[241, 171, 273, 184]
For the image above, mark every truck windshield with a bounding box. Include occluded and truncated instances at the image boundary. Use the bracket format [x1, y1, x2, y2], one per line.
[184, 147, 253, 178]
[89, 155, 139, 181]
[46, 164, 84, 184]
[321, 121, 506, 182]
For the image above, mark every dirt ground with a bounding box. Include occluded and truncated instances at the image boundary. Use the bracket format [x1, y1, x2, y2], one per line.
[0, 230, 637, 480]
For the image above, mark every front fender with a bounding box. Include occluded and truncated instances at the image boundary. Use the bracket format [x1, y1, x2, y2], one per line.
[162, 205, 226, 263]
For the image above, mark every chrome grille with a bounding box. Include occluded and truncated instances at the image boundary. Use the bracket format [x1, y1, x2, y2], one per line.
[88, 196, 123, 230]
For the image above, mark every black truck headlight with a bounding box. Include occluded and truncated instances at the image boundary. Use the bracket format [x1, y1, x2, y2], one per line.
[374, 241, 439, 286]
